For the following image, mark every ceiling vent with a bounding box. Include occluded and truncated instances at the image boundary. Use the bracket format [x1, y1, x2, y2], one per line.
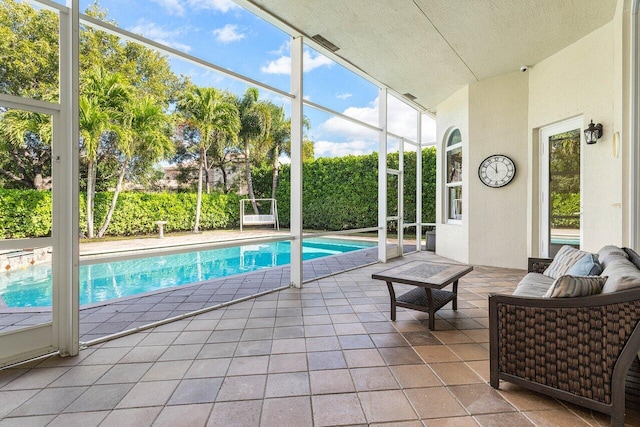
[403, 93, 417, 101]
[311, 34, 340, 52]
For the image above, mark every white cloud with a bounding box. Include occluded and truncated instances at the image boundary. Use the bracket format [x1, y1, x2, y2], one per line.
[151, 0, 185, 16]
[261, 50, 334, 75]
[212, 24, 245, 43]
[129, 19, 192, 52]
[336, 92, 352, 100]
[319, 96, 436, 144]
[188, 0, 239, 13]
[314, 140, 377, 158]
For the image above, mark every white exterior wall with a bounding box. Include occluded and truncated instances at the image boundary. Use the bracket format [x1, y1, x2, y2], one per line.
[468, 72, 529, 268]
[436, 86, 469, 264]
[435, 7, 630, 268]
[528, 21, 621, 253]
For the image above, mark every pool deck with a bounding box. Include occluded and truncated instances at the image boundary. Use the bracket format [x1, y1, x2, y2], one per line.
[0, 230, 395, 342]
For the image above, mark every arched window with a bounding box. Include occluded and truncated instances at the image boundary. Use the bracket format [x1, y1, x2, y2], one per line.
[445, 129, 462, 223]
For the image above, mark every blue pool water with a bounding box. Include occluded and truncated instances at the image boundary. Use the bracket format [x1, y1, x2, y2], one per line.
[0, 238, 376, 308]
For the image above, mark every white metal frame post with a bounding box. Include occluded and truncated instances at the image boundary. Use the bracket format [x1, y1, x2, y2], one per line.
[290, 37, 303, 287]
[398, 139, 404, 253]
[55, 0, 79, 356]
[416, 111, 423, 251]
[378, 88, 388, 262]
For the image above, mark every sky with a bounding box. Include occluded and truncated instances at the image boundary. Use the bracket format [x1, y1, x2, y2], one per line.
[77, 0, 437, 158]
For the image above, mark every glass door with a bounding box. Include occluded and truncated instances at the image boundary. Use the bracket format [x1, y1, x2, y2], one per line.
[540, 117, 583, 257]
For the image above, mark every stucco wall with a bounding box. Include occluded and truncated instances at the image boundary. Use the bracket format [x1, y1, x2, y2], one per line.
[435, 86, 469, 263]
[435, 13, 627, 268]
[468, 72, 529, 268]
[528, 21, 622, 253]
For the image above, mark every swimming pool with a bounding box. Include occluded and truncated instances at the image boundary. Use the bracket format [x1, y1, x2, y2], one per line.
[0, 238, 376, 308]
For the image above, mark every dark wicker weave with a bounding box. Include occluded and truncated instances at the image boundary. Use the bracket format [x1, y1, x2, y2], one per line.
[489, 251, 640, 427]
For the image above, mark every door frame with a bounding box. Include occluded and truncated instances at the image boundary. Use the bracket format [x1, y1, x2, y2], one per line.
[539, 116, 584, 258]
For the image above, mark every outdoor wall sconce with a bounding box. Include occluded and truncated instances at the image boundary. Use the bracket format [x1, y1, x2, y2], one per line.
[584, 120, 603, 144]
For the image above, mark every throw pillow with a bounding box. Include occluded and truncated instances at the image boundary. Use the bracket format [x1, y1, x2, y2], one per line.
[597, 245, 629, 269]
[566, 253, 602, 276]
[543, 245, 588, 279]
[601, 258, 640, 293]
[543, 275, 607, 298]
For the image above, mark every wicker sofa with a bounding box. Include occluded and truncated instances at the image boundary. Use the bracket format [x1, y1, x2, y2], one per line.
[489, 246, 640, 427]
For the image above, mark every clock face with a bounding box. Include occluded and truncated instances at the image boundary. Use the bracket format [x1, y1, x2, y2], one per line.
[478, 155, 516, 188]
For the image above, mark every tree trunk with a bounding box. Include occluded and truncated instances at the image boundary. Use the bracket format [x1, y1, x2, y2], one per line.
[271, 145, 280, 202]
[97, 158, 128, 238]
[194, 148, 204, 233]
[203, 150, 210, 194]
[220, 166, 228, 193]
[86, 159, 95, 238]
[244, 139, 259, 214]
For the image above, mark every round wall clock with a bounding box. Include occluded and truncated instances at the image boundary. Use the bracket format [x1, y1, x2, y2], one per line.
[478, 155, 516, 188]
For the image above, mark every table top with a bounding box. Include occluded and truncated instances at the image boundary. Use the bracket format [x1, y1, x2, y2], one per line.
[372, 261, 473, 289]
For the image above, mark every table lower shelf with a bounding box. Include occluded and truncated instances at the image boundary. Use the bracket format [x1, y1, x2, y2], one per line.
[396, 287, 456, 312]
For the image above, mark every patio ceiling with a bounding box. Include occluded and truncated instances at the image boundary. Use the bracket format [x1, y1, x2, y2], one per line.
[248, 0, 617, 111]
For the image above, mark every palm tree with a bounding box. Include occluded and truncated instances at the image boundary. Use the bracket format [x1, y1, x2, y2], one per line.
[237, 88, 271, 214]
[264, 104, 290, 201]
[79, 66, 131, 238]
[0, 108, 52, 189]
[177, 86, 240, 232]
[96, 96, 173, 237]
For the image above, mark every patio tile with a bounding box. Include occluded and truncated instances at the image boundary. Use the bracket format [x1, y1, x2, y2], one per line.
[309, 369, 356, 394]
[208, 329, 243, 343]
[168, 377, 223, 404]
[198, 342, 237, 359]
[370, 332, 410, 347]
[404, 387, 467, 419]
[141, 360, 192, 381]
[174, 330, 212, 344]
[0, 415, 56, 426]
[358, 390, 418, 423]
[260, 396, 312, 427]
[430, 362, 484, 386]
[449, 384, 515, 414]
[522, 409, 591, 426]
[49, 365, 110, 387]
[116, 380, 178, 408]
[474, 412, 534, 426]
[307, 350, 347, 370]
[496, 383, 564, 411]
[351, 367, 399, 391]
[265, 372, 310, 397]
[216, 374, 266, 401]
[48, 411, 109, 427]
[159, 343, 203, 361]
[422, 416, 479, 426]
[2, 367, 69, 390]
[119, 346, 166, 363]
[270, 338, 306, 354]
[185, 358, 231, 379]
[96, 363, 152, 384]
[378, 347, 424, 365]
[343, 348, 386, 368]
[390, 364, 442, 389]
[207, 400, 262, 427]
[234, 339, 272, 356]
[226, 355, 269, 376]
[64, 383, 133, 412]
[333, 322, 367, 335]
[339, 334, 375, 349]
[99, 407, 162, 427]
[305, 336, 340, 351]
[268, 353, 308, 373]
[153, 403, 212, 427]
[414, 345, 462, 363]
[312, 393, 367, 426]
[0, 390, 38, 418]
[9, 387, 87, 416]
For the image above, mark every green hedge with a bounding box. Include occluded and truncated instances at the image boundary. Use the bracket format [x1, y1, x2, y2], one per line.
[0, 189, 241, 238]
[0, 189, 52, 238]
[252, 147, 436, 231]
[0, 148, 436, 238]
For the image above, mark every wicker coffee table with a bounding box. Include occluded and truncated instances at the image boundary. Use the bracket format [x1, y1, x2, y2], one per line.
[372, 261, 473, 330]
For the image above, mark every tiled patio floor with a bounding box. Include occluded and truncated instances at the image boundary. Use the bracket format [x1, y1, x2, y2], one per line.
[1, 250, 639, 426]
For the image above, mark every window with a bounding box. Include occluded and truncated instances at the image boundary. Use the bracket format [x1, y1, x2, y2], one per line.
[445, 129, 462, 223]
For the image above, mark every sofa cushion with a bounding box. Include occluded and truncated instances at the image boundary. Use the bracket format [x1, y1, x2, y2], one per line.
[601, 258, 640, 293]
[543, 275, 607, 298]
[544, 245, 588, 279]
[598, 245, 629, 269]
[512, 273, 554, 297]
[566, 253, 602, 276]
[624, 247, 640, 270]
